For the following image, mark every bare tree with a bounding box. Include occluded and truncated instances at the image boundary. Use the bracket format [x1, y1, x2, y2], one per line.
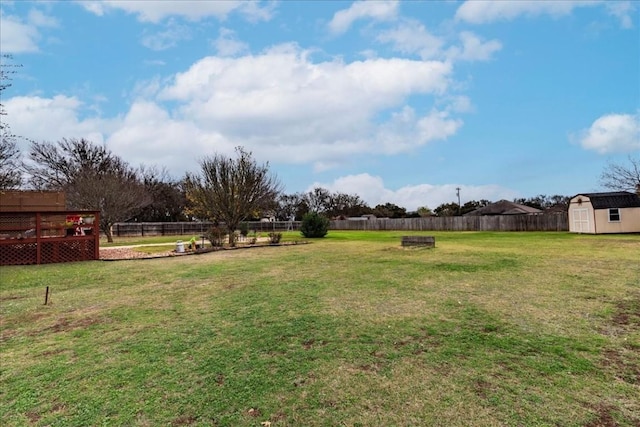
[0, 134, 22, 189]
[26, 138, 151, 242]
[275, 193, 308, 221]
[184, 147, 281, 246]
[304, 187, 331, 214]
[0, 54, 23, 189]
[600, 155, 640, 194]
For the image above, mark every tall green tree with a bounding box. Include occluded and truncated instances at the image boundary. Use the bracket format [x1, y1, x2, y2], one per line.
[434, 202, 461, 217]
[184, 147, 281, 246]
[327, 192, 371, 218]
[373, 202, 406, 218]
[135, 166, 187, 222]
[416, 206, 433, 217]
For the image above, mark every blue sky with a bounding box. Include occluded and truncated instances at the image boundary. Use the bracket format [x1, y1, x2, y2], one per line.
[1, 0, 638, 210]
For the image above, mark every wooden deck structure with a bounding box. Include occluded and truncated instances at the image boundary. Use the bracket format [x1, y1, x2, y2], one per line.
[0, 211, 100, 265]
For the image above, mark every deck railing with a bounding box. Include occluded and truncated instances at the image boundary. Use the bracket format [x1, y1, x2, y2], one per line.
[0, 211, 100, 265]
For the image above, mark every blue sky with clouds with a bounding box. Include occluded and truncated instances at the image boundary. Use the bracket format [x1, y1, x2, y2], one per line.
[1, 0, 638, 210]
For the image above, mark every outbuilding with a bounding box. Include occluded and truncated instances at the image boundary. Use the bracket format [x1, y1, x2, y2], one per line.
[568, 191, 640, 234]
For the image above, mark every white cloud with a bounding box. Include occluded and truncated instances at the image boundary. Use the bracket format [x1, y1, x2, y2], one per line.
[417, 109, 463, 142]
[577, 112, 640, 154]
[445, 95, 474, 114]
[212, 28, 249, 57]
[456, 0, 600, 24]
[310, 173, 518, 211]
[0, 14, 40, 53]
[4, 95, 227, 176]
[27, 9, 59, 28]
[5, 44, 465, 177]
[141, 19, 191, 51]
[376, 19, 444, 60]
[0, 8, 58, 53]
[105, 101, 233, 174]
[447, 31, 502, 62]
[606, 1, 636, 29]
[157, 45, 455, 168]
[4, 95, 112, 151]
[376, 21, 500, 63]
[329, 0, 399, 35]
[77, 0, 274, 23]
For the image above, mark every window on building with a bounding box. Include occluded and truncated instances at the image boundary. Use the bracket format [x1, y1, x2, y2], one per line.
[609, 208, 620, 222]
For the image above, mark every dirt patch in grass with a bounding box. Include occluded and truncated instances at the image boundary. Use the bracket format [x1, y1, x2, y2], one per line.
[472, 378, 495, 400]
[171, 415, 198, 426]
[584, 403, 618, 427]
[40, 315, 103, 334]
[25, 410, 41, 423]
[302, 338, 328, 350]
[599, 293, 640, 385]
[0, 294, 26, 302]
[247, 408, 262, 417]
[611, 296, 640, 328]
[601, 348, 640, 385]
[269, 411, 288, 423]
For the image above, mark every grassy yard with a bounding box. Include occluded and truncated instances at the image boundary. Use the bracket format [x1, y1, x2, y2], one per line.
[1, 231, 639, 426]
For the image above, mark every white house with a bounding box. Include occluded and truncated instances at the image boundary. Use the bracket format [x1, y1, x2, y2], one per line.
[568, 191, 640, 234]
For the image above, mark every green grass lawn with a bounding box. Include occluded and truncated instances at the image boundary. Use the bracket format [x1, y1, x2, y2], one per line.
[1, 231, 639, 426]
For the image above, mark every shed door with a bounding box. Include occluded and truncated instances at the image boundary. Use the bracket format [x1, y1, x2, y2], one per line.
[572, 208, 590, 233]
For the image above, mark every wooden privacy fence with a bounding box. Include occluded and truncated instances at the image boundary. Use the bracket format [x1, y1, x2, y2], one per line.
[111, 221, 300, 237]
[111, 213, 568, 237]
[331, 213, 568, 232]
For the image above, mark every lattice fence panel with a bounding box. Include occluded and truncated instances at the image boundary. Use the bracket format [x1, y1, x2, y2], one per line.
[0, 242, 38, 265]
[41, 240, 97, 264]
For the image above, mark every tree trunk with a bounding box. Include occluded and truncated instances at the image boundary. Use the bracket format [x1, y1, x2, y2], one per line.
[227, 224, 236, 247]
[103, 223, 114, 243]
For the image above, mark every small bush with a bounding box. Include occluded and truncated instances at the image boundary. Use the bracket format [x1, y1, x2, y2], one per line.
[268, 232, 282, 244]
[300, 212, 329, 238]
[205, 226, 225, 247]
[239, 222, 249, 237]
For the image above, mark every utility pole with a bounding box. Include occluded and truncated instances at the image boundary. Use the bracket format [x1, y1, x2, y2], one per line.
[456, 187, 461, 215]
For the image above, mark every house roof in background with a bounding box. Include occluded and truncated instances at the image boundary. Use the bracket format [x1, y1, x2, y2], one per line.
[464, 200, 543, 216]
[574, 192, 640, 209]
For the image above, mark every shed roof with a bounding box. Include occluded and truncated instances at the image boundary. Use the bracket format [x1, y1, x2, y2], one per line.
[464, 200, 543, 216]
[575, 192, 640, 209]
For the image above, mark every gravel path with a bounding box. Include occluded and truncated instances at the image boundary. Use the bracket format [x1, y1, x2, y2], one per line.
[99, 238, 286, 261]
[100, 247, 180, 260]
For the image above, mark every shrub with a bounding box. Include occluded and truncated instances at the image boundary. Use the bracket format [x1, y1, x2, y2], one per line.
[268, 232, 282, 244]
[239, 222, 249, 237]
[205, 226, 225, 247]
[300, 212, 329, 238]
